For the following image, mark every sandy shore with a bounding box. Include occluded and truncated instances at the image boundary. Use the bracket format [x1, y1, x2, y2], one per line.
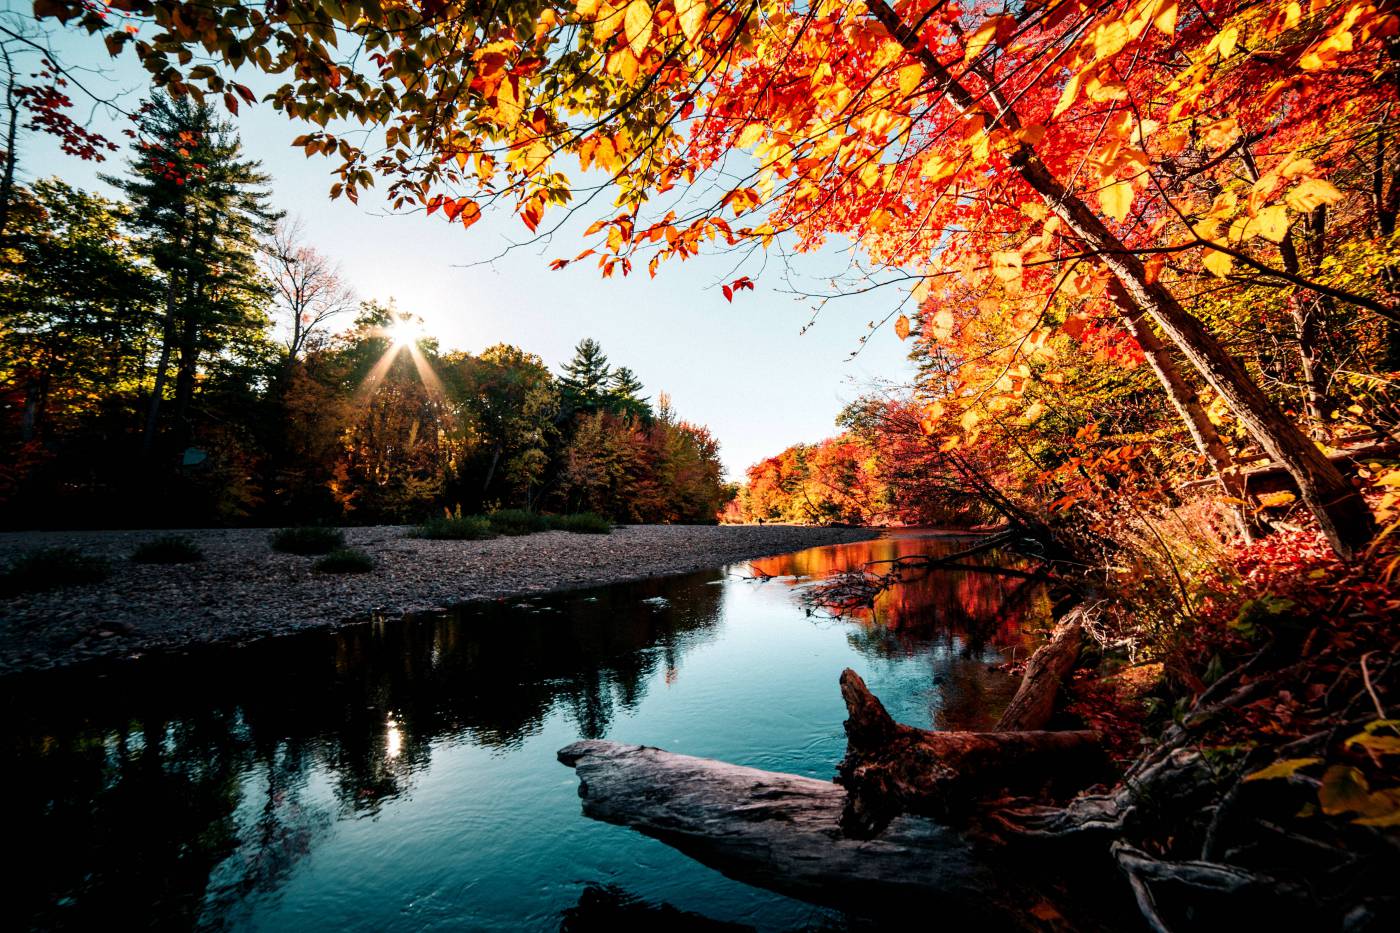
[0, 524, 879, 675]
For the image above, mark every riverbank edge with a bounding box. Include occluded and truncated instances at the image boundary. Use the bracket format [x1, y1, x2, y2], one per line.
[0, 524, 890, 677]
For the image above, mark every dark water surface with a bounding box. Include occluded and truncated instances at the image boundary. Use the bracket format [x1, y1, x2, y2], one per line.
[4, 531, 1049, 931]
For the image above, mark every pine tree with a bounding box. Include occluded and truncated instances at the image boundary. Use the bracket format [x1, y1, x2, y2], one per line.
[105, 93, 278, 454]
[558, 337, 612, 417]
[607, 365, 652, 421]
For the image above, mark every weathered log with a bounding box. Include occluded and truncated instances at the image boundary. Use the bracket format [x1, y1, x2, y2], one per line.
[996, 610, 1085, 732]
[837, 669, 1103, 834]
[556, 739, 1028, 926]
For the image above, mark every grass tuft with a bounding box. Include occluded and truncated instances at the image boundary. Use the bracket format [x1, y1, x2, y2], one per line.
[548, 512, 613, 534]
[269, 526, 345, 555]
[487, 508, 551, 536]
[132, 535, 204, 564]
[2, 547, 111, 596]
[411, 512, 497, 540]
[313, 548, 375, 574]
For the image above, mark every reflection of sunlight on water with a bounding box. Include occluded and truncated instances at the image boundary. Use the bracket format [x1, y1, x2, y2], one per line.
[386, 717, 403, 760]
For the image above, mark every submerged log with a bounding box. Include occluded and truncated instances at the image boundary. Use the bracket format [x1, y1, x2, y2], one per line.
[837, 669, 1103, 834]
[995, 609, 1087, 732]
[556, 739, 1026, 926]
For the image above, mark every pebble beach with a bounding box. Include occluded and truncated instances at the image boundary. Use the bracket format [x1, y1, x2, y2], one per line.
[0, 524, 879, 675]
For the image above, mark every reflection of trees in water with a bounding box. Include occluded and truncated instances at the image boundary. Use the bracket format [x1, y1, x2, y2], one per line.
[3, 572, 724, 930]
[756, 535, 1052, 733]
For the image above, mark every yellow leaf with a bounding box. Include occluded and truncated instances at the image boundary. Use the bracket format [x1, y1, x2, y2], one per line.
[736, 123, 765, 148]
[675, 0, 707, 44]
[1200, 117, 1239, 151]
[1153, 0, 1178, 35]
[960, 409, 980, 431]
[894, 314, 911, 340]
[1216, 25, 1238, 57]
[1203, 246, 1233, 277]
[897, 63, 923, 97]
[964, 20, 999, 63]
[1016, 124, 1046, 146]
[576, 0, 602, 17]
[1286, 178, 1344, 213]
[1053, 73, 1081, 117]
[991, 250, 1023, 283]
[593, 0, 622, 41]
[623, 0, 653, 57]
[1100, 180, 1133, 222]
[1254, 204, 1289, 243]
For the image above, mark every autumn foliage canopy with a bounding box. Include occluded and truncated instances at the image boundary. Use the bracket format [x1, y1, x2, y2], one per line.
[35, 0, 1400, 557]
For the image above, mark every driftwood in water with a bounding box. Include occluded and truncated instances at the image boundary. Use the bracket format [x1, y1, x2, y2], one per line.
[556, 739, 1024, 925]
[995, 609, 1087, 732]
[836, 669, 1103, 834]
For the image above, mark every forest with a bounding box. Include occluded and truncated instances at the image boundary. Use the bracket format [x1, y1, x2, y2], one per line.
[7, 0, 1400, 929]
[1, 100, 730, 527]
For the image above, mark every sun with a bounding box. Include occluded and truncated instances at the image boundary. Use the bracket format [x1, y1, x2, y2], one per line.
[386, 316, 425, 348]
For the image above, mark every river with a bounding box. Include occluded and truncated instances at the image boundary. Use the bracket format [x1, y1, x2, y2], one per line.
[5, 530, 1049, 931]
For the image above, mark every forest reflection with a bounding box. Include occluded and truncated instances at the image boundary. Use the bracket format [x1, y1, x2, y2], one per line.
[6, 574, 726, 930]
[751, 534, 1051, 730]
[5, 534, 1046, 931]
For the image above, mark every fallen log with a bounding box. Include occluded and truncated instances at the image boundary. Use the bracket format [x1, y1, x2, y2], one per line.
[556, 739, 1027, 926]
[995, 609, 1087, 732]
[837, 669, 1103, 834]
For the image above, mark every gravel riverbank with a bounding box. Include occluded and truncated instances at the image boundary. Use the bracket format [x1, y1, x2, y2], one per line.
[0, 524, 879, 675]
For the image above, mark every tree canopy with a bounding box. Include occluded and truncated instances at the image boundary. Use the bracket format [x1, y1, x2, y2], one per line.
[31, 0, 1399, 557]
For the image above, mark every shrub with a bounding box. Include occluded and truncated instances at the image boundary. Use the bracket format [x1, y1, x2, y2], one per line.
[2, 547, 111, 595]
[132, 535, 204, 564]
[313, 548, 375, 574]
[487, 508, 550, 536]
[269, 526, 345, 555]
[548, 512, 613, 534]
[411, 508, 497, 540]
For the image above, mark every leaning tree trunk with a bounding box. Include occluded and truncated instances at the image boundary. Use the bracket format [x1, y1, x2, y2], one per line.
[864, 0, 1375, 560]
[1112, 288, 1258, 540]
[995, 610, 1085, 732]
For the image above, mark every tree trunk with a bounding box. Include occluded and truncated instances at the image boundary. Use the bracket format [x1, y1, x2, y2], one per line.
[0, 48, 19, 243]
[864, 0, 1375, 559]
[995, 611, 1085, 732]
[172, 314, 199, 432]
[20, 370, 48, 443]
[143, 310, 177, 456]
[1112, 288, 1257, 540]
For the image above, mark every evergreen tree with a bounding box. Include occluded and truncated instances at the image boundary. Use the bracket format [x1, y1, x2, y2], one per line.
[558, 337, 612, 417]
[104, 94, 278, 455]
[607, 365, 652, 421]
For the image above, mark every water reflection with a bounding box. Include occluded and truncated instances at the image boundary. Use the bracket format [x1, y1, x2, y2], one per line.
[3, 532, 1048, 931]
[753, 533, 1050, 731]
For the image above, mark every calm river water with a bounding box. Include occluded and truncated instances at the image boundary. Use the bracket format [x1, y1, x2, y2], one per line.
[5, 531, 1049, 931]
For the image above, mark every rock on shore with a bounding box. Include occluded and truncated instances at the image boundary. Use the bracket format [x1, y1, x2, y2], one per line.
[0, 524, 878, 675]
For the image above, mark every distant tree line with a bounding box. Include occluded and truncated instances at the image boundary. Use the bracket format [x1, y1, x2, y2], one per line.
[0, 95, 731, 527]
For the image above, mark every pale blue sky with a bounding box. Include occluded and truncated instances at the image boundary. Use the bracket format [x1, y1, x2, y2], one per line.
[17, 12, 916, 478]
